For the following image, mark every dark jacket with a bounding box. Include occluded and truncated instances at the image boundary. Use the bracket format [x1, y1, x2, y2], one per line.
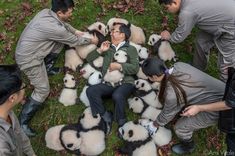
[218, 67, 235, 133]
[86, 42, 139, 85]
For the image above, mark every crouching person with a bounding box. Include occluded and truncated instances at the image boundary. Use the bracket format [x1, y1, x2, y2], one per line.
[0, 65, 36, 156]
[141, 57, 225, 154]
[182, 67, 235, 156]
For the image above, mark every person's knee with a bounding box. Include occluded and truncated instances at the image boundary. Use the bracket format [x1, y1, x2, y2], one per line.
[112, 92, 124, 101]
[86, 86, 96, 97]
[37, 83, 50, 100]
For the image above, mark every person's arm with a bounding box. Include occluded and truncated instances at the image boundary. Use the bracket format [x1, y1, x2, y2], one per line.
[181, 101, 231, 117]
[169, 10, 197, 43]
[0, 136, 13, 156]
[20, 128, 36, 156]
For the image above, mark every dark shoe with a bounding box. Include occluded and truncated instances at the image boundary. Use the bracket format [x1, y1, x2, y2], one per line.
[105, 121, 112, 136]
[171, 139, 195, 155]
[44, 53, 62, 76]
[19, 97, 41, 137]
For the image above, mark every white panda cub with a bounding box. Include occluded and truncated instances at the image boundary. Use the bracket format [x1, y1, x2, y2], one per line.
[130, 42, 149, 65]
[135, 79, 162, 109]
[139, 119, 172, 147]
[107, 17, 146, 45]
[103, 50, 127, 87]
[137, 67, 148, 80]
[64, 47, 83, 72]
[59, 124, 106, 156]
[88, 21, 108, 37]
[148, 34, 176, 61]
[128, 97, 162, 121]
[75, 32, 97, 59]
[59, 73, 77, 106]
[79, 71, 102, 107]
[118, 121, 157, 156]
[45, 124, 65, 151]
[80, 63, 97, 79]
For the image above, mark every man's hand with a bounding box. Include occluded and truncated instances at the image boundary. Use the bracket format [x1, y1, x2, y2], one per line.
[91, 34, 99, 45]
[181, 105, 201, 117]
[75, 30, 84, 36]
[160, 30, 171, 40]
[109, 62, 122, 71]
[97, 41, 110, 53]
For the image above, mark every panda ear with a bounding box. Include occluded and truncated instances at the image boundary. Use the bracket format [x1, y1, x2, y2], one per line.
[93, 114, 98, 118]
[141, 83, 144, 88]
[98, 24, 102, 30]
[133, 121, 139, 125]
[128, 130, 133, 138]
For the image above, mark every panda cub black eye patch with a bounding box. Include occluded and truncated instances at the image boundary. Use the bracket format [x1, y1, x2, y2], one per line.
[67, 143, 73, 148]
[64, 80, 67, 83]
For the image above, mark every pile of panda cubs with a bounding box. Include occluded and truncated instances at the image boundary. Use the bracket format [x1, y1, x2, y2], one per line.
[56, 18, 175, 155]
[45, 107, 107, 156]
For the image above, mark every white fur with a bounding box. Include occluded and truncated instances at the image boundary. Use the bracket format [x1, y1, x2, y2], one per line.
[148, 34, 176, 61]
[64, 48, 83, 71]
[75, 44, 97, 59]
[79, 130, 106, 155]
[139, 119, 172, 146]
[135, 79, 162, 108]
[88, 21, 108, 36]
[45, 125, 65, 151]
[59, 74, 77, 106]
[79, 71, 102, 107]
[80, 107, 101, 129]
[151, 81, 160, 91]
[107, 18, 145, 44]
[103, 50, 127, 86]
[60, 129, 82, 151]
[137, 67, 148, 80]
[80, 63, 97, 79]
[93, 56, 104, 68]
[119, 121, 157, 156]
[128, 97, 162, 121]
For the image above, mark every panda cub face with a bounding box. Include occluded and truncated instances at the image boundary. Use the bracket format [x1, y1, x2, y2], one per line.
[114, 50, 128, 63]
[118, 121, 149, 142]
[63, 73, 76, 88]
[148, 34, 161, 46]
[134, 79, 152, 91]
[60, 125, 81, 152]
[138, 47, 149, 60]
[80, 107, 101, 129]
[80, 64, 96, 79]
[88, 21, 108, 37]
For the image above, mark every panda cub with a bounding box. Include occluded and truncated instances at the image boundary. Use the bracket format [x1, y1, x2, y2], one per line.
[59, 123, 106, 156]
[64, 46, 83, 72]
[134, 79, 162, 108]
[118, 121, 157, 156]
[130, 42, 149, 65]
[107, 17, 146, 45]
[79, 71, 102, 107]
[88, 21, 108, 37]
[76, 30, 106, 59]
[59, 73, 78, 106]
[103, 50, 127, 87]
[139, 119, 172, 147]
[45, 124, 65, 151]
[148, 34, 176, 61]
[128, 97, 162, 121]
[80, 63, 98, 79]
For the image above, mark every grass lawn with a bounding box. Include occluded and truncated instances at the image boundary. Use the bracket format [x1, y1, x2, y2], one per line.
[0, 0, 226, 155]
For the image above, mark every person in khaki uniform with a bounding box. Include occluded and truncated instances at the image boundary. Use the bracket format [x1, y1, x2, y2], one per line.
[15, 0, 98, 137]
[159, 0, 235, 82]
[0, 65, 36, 156]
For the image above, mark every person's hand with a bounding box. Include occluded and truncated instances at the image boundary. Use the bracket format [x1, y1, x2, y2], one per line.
[160, 30, 171, 40]
[75, 30, 84, 36]
[97, 41, 110, 53]
[109, 62, 121, 71]
[181, 105, 201, 117]
[91, 34, 99, 45]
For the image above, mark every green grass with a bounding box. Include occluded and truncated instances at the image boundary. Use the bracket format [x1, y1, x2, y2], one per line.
[0, 0, 225, 155]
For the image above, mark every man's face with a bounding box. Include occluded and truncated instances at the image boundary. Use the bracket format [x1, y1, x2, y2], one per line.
[163, 0, 180, 14]
[57, 8, 73, 22]
[110, 24, 125, 43]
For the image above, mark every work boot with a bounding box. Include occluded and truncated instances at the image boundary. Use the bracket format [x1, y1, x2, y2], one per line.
[171, 139, 195, 154]
[19, 97, 41, 137]
[102, 111, 113, 136]
[44, 53, 62, 76]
